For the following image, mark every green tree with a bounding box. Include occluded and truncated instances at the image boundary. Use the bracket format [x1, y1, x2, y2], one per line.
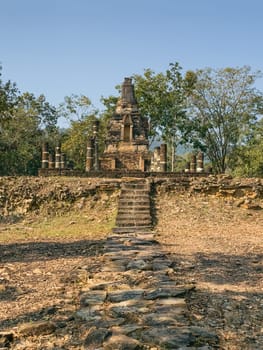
[60, 94, 98, 170]
[0, 66, 58, 175]
[133, 63, 188, 170]
[186, 66, 263, 173]
[0, 65, 18, 122]
[58, 94, 95, 122]
[230, 117, 263, 176]
[62, 115, 97, 171]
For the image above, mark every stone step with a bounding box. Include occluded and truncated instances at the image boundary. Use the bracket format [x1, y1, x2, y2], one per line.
[112, 226, 153, 233]
[122, 183, 150, 190]
[116, 213, 151, 220]
[117, 205, 150, 210]
[118, 200, 150, 206]
[119, 194, 150, 199]
[117, 210, 151, 215]
[116, 221, 152, 227]
[114, 180, 152, 232]
[121, 189, 150, 195]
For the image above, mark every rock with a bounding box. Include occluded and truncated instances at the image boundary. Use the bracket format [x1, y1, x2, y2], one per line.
[84, 327, 111, 348]
[144, 287, 187, 300]
[18, 321, 56, 336]
[80, 290, 107, 306]
[103, 334, 143, 350]
[107, 289, 144, 302]
[141, 326, 192, 348]
[75, 309, 102, 322]
[111, 324, 143, 336]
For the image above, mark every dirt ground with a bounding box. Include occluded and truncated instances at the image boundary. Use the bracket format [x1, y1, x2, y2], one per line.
[156, 192, 263, 350]
[0, 190, 262, 349]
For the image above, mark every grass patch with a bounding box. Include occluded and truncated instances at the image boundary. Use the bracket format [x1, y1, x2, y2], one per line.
[0, 209, 117, 243]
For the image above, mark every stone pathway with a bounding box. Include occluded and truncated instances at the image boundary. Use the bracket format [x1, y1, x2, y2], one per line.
[75, 230, 219, 349]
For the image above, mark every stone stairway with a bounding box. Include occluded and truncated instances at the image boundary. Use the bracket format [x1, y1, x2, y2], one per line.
[71, 179, 219, 348]
[113, 180, 152, 233]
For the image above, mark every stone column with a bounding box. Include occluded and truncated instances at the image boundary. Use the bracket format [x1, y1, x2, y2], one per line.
[85, 138, 94, 172]
[160, 144, 167, 172]
[60, 153, 66, 169]
[185, 162, 190, 173]
[48, 153, 55, 169]
[55, 144, 61, 169]
[139, 156, 145, 171]
[93, 120, 100, 171]
[197, 152, 204, 173]
[190, 154, 197, 173]
[41, 143, 49, 169]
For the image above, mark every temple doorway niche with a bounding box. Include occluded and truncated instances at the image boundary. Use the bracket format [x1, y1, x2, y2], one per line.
[123, 115, 133, 142]
[124, 124, 130, 141]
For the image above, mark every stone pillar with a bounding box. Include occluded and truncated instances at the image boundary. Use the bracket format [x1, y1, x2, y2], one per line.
[93, 120, 100, 171]
[41, 143, 49, 169]
[197, 152, 204, 173]
[139, 156, 145, 172]
[55, 144, 61, 169]
[48, 153, 55, 169]
[111, 158, 116, 170]
[60, 153, 66, 169]
[85, 138, 94, 172]
[190, 154, 197, 173]
[160, 144, 167, 172]
[185, 162, 190, 173]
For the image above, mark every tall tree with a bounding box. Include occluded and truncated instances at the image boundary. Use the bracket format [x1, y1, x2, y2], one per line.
[185, 66, 263, 173]
[0, 65, 18, 122]
[230, 117, 263, 177]
[133, 63, 188, 170]
[60, 94, 98, 170]
[0, 65, 58, 175]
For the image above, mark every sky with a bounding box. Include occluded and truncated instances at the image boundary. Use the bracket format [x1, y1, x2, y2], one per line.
[1, 0, 263, 123]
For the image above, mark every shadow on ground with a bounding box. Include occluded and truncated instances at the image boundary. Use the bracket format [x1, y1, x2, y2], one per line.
[0, 239, 106, 263]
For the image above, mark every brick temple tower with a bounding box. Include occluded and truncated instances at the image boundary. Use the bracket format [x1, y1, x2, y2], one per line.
[100, 78, 150, 171]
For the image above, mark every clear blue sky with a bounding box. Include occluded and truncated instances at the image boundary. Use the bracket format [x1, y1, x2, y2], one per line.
[1, 0, 263, 116]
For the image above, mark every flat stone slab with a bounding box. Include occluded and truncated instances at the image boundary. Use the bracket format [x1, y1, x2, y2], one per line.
[156, 297, 187, 307]
[103, 334, 142, 350]
[141, 326, 192, 348]
[141, 313, 184, 326]
[107, 289, 144, 303]
[144, 287, 187, 300]
[111, 324, 143, 336]
[84, 327, 111, 348]
[80, 290, 107, 306]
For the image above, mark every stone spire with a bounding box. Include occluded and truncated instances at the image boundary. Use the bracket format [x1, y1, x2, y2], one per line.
[121, 77, 137, 104]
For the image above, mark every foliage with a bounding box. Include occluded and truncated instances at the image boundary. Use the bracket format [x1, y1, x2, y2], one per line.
[99, 95, 118, 150]
[0, 66, 58, 175]
[0, 65, 18, 122]
[58, 94, 95, 122]
[133, 63, 188, 170]
[61, 114, 98, 170]
[186, 66, 263, 173]
[230, 117, 263, 177]
[59, 94, 99, 170]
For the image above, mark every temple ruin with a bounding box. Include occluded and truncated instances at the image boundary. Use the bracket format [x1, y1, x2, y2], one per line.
[97, 77, 151, 172]
[40, 77, 207, 176]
